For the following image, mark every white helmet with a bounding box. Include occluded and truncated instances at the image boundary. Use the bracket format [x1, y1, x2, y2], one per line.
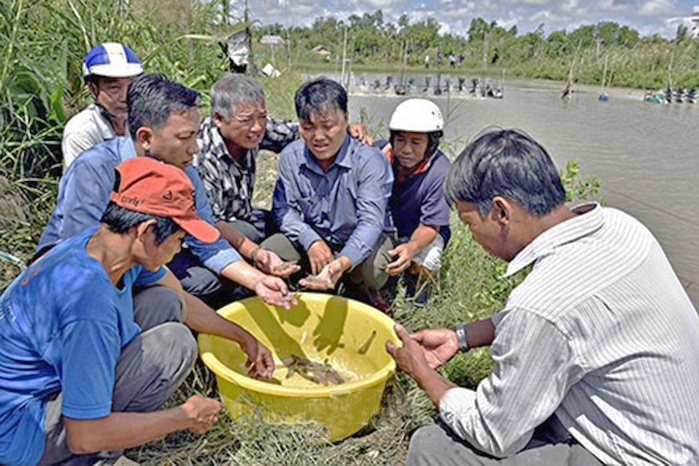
[82, 42, 143, 78]
[389, 98, 444, 133]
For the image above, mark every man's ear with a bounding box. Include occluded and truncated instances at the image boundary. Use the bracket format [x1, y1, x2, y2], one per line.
[492, 196, 511, 225]
[87, 81, 99, 100]
[212, 111, 224, 128]
[134, 219, 157, 243]
[135, 126, 154, 152]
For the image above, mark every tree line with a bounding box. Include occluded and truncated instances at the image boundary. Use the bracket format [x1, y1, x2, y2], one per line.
[257, 10, 699, 90]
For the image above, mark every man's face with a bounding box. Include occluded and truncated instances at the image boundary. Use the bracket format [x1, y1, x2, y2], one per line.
[456, 201, 509, 261]
[91, 76, 132, 121]
[214, 100, 267, 151]
[392, 131, 429, 169]
[147, 109, 201, 169]
[137, 228, 186, 271]
[299, 107, 348, 162]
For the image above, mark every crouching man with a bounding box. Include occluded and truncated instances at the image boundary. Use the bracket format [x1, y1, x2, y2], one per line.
[0, 158, 273, 465]
[387, 129, 699, 464]
[262, 78, 395, 307]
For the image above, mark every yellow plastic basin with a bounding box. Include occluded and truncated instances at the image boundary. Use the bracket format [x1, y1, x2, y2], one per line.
[197, 292, 399, 441]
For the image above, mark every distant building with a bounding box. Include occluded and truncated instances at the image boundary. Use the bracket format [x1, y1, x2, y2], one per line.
[312, 45, 331, 59]
[260, 35, 284, 45]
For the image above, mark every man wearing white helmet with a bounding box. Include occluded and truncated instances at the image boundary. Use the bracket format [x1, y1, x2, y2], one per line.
[377, 98, 451, 308]
[62, 42, 143, 168]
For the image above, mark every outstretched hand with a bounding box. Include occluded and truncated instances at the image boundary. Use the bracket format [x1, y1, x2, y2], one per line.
[299, 259, 345, 291]
[385, 324, 431, 380]
[254, 249, 300, 277]
[385, 243, 417, 276]
[254, 275, 297, 310]
[410, 328, 459, 369]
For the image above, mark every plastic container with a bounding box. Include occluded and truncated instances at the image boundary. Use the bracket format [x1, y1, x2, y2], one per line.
[198, 292, 399, 441]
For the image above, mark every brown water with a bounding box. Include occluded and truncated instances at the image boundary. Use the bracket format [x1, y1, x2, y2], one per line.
[344, 76, 699, 307]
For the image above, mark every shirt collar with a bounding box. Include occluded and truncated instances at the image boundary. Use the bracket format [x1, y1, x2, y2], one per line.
[302, 134, 352, 172]
[504, 202, 603, 277]
[201, 116, 253, 167]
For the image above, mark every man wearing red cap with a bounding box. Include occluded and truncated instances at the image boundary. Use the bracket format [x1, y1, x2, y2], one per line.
[0, 157, 274, 465]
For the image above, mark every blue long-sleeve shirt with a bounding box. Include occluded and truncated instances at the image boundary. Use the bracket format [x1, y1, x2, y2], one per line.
[272, 135, 394, 269]
[37, 137, 241, 273]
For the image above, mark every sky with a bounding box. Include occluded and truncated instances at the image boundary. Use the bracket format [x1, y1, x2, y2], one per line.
[239, 0, 699, 39]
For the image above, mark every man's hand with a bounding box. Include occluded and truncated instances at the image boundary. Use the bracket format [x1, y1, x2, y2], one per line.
[180, 394, 222, 435]
[253, 275, 298, 310]
[385, 324, 432, 380]
[308, 240, 333, 275]
[386, 242, 418, 276]
[348, 123, 373, 145]
[410, 328, 459, 369]
[254, 249, 300, 277]
[238, 333, 275, 379]
[299, 258, 346, 291]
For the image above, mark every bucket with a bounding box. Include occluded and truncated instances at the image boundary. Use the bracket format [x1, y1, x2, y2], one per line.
[197, 292, 399, 441]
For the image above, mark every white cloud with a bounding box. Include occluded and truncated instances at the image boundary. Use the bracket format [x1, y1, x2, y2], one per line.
[639, 0, 674, 16]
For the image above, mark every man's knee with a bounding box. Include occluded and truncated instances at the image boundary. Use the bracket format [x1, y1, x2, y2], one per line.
[133, 285, 185, 331]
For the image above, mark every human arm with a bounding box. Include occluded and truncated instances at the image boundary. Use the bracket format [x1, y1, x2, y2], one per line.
[216, 221, 299, 277]
[386, 224, 438, 276]
[156, 269, 276, 377]
[417, 311, 573, 458]
[259, 118, 299, 153]
[299, 256, 351, 290]
[64, 394, 221, 454]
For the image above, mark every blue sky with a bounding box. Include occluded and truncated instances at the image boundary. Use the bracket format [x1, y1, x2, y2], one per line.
[240, 0, 698, 38]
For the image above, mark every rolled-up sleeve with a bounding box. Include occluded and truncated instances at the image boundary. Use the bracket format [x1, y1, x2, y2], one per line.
[339, 148, 393, 268]
[439, 309, 572, 458]
[184, 166, 242, 273]
[272, 150, 321, 250]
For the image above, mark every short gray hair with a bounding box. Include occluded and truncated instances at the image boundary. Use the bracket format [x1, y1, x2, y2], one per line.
[210, 73, 265, 121]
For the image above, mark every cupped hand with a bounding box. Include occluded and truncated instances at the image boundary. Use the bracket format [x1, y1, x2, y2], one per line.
[410, 328, 459, 369]
[385, 324, 431, 379]
[385, 243, 416, 276]
[181, 394, 222, 435]
[254, 275, 298, 310]
[308, 240, 333, 275]
[299, 260, 344, 290]
[255, 249, 300, 277]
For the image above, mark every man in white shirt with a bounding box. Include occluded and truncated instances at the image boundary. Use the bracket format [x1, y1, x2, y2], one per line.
[62, 42, 143, 168]
[387, 128, 699, 465]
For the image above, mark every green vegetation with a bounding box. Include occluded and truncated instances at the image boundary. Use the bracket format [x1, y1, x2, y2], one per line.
[1, 0, 601, 463]
[259, 10, 699, 90]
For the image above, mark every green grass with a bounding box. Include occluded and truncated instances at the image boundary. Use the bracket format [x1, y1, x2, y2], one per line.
[0, 2, 602, 462]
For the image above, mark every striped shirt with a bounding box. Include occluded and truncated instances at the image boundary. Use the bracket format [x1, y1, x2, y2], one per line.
[440, 203, 699, 465]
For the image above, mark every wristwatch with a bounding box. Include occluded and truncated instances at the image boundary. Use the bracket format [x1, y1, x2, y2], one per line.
[453, 324, 470, 353]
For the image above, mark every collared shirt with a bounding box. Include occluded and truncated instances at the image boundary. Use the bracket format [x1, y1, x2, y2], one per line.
[439, 204, 699, 464]
[194, 116, 298, 229]
[62, 103, 118, 169]
[272, 135, 393, 269]
[37, 137, 241, 274]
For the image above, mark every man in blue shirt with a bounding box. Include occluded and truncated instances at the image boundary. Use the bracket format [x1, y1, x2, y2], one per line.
[262, 78, 394, 307]
[38, 73, 297, 310]
[376, 99, 451, 309]
[0, 157, 274, 465]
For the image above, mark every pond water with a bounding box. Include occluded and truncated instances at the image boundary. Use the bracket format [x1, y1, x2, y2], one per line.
[332, 73, 699, 307]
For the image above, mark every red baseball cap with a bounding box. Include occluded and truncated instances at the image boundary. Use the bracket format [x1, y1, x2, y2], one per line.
[110, 157, 220, 243]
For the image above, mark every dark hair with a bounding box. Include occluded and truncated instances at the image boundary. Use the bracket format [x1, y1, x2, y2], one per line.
[445, 128, 566, 217]
[127, 73, 200, 140]
[100, 201, 181, 245]
[294, 77, 347, 123]
[389, 130, 443, 160]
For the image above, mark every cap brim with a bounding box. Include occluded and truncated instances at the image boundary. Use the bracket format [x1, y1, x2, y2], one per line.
[175, 217, 221, 244]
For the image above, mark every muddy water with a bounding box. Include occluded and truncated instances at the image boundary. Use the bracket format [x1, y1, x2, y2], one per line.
[342, 75, 699, 307]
